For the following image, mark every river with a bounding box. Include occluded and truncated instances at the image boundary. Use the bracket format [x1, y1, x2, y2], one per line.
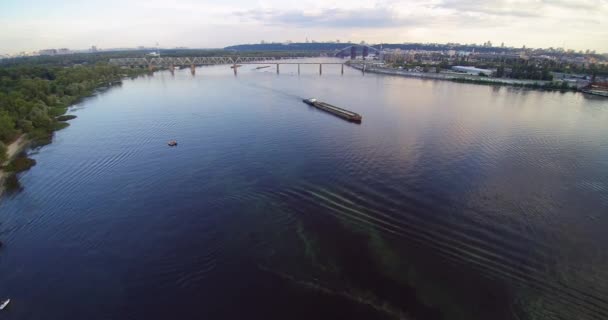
[1, 59, 607, 320]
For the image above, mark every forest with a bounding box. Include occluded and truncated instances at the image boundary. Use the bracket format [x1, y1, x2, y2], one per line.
[0, 61, 147, 162]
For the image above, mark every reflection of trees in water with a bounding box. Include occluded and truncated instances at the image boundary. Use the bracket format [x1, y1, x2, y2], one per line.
[2, 155, 35, 197]
[3, 174, 23, 195]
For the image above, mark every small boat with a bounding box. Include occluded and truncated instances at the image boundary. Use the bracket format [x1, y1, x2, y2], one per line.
[168, 140, 178, 146]
[0, 299, 10, 310]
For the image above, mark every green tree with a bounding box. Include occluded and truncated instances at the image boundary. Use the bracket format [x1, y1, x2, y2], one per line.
[496, 65, 505, 77]
[0, 111, 17, 142]
[0, 142, 7, 163]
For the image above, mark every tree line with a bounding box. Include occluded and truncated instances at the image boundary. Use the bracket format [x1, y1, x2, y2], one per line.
[0, 62, 147, 162]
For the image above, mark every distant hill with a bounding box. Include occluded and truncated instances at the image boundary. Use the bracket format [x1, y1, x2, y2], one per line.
[224, 43, 357, 52]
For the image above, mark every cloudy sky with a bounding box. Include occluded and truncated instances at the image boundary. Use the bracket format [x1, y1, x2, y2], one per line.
[1, 0, 607, 54]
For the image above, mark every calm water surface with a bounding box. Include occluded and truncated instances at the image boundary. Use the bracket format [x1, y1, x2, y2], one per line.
[1, 60, 608, 319]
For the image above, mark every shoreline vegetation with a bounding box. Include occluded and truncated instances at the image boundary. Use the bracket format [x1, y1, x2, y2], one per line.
[0, 135, 29, 197]
[348, 63, 579, 91]
[0, 61, 150, 198]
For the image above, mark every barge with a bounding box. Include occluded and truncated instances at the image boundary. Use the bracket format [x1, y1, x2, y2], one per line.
[581, 83, 608, 97]
[581, 88, 608, 97]
[303, 98, 362, 123]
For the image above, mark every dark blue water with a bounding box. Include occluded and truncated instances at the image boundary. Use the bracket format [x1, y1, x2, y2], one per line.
[1, 61, 608, 319]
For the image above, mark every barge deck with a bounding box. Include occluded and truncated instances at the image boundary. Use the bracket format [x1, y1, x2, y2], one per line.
[302, 98, 362, 123]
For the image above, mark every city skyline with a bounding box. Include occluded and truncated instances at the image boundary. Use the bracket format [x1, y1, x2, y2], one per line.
[1, 39, 606, 57]
[1, 0, 608, 55]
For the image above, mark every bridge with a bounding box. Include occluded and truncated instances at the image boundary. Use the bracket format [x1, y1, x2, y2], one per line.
[109, 56, 298, 67]
[109, 56, 349, 75]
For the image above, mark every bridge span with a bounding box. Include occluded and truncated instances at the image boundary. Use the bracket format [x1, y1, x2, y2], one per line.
[109, 56, 363, 75]
[109, 56, 303, 67]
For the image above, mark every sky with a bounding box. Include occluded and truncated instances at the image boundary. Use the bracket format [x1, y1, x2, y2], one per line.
[1, 0, 607, 54]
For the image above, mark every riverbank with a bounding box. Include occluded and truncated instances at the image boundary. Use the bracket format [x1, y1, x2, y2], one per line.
[0, 135, 29, 198]
[348, 64, 578, 90]
[0, 63, 150, 201]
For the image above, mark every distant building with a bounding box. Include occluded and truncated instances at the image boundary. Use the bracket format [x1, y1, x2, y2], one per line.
[39, 49, 57, 55]
[91, 45, 98, 52]
[473, 52, 523, 61]
[452, 66, 493, 76]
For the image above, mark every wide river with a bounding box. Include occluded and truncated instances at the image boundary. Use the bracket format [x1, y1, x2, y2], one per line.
[1, 59, 608, 320]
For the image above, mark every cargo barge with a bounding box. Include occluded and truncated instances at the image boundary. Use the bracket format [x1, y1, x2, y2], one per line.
[581, 88, 608, 97]
[581, 83, 608, 97]
[303, 98, 362, 123]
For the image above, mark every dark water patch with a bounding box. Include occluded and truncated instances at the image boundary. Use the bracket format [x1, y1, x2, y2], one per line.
[2, 175, 23, 195]
[267, 181, 608, 319]
[280, 192, 509, 320]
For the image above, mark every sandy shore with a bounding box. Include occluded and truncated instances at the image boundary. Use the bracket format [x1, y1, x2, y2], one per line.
[0, 135, 29, 198]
